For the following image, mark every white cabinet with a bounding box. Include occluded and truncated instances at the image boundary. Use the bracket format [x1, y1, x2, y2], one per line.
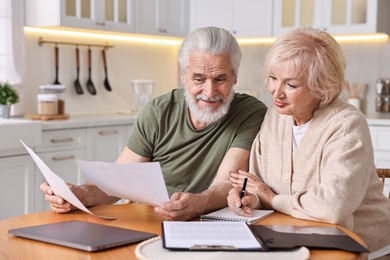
[369, 125, 390, 168]
[35, 128, 87, 212]
[135, 0, 189, 37]
[273, 0, 390, 36]
[190, 0, 272, 37]
[26, 0, 136, 33]
[0, 155, 35, 219]
[86, 125, 131, 162]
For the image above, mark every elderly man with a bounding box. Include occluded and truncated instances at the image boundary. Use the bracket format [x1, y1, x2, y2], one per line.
[40, 27, 267, 220]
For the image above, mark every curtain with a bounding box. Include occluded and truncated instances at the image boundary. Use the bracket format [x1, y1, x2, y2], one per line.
[0, 0, 26, 85]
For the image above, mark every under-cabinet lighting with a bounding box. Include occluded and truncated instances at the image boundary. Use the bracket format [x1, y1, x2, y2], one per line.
[333, 33, 388, 42]
[237, 33, 389, 45]
[24, 27, 183, 46]
[24, 27, 389, 46]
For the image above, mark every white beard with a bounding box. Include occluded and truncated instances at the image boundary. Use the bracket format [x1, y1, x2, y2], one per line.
[184, 87, 234, 125]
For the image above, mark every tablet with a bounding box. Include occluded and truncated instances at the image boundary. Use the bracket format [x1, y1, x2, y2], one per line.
[8, 220, 157, 252]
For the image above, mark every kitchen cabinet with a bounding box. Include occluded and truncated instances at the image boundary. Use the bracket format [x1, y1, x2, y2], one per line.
[369, 125, 390, 168]
[86, 124, 132, 162]
[190, 0, 272, 37]
[34, 128, 87, 212]
[134, 0, 189, 37]
[0, 155, 35, 219]
[26, 0, 136, 33]
[273, 0, 390, 35]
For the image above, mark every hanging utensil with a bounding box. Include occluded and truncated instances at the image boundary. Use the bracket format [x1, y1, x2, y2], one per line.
[86, 47, 97, 95]
[102, 48, 112, 91]
[74, 47, 84, 94]
[53, 45, 61, 85]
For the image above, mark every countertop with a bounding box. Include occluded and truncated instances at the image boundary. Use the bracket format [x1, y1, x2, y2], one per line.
[38, 112, 138, 130]
[365, 113, 390, 126]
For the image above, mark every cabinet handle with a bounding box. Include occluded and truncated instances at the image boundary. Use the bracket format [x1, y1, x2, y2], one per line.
[158, 28, 167, 33]
[52, 155, 76, 161]
[50, 137, 74, 143]
[98, 130, 119, 136]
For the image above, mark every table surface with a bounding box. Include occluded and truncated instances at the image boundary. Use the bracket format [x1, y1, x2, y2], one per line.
[0, 204, 367, 260]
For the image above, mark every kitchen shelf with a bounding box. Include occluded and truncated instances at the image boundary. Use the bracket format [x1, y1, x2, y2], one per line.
[38, 37, 114, 48]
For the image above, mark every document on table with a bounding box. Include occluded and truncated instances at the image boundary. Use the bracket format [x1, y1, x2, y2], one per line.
[162, 221, 265, 251]
[75, 159, 169, 206]
[20, 139, 115, 219]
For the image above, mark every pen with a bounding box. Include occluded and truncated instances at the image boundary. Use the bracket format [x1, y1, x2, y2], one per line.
[239, 177, 248, 209]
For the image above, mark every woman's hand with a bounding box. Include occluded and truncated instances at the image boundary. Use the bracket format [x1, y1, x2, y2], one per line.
[227, 186, 259, 217]
[229, 169, 276, 209]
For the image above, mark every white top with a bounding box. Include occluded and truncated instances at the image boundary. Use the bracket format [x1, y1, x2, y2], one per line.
[292, 120, 311, 149]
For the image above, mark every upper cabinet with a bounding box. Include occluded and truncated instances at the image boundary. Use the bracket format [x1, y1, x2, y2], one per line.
[273, 0, 390, 35]
[26, 0, 136, 33]
[134, 0, 189, 37]
[190, 0, 272, 37]
[26, 0, 188, 37]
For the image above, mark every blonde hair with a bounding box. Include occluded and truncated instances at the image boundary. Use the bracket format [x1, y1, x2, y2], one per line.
[264, 27, 346, 106]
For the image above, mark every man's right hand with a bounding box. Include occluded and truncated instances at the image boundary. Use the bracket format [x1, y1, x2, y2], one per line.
[40, 182, 75, 213]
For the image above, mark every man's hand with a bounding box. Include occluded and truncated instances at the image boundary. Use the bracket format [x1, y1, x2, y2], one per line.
[40, 182, 75, 213]
[154, 192, 206, 220]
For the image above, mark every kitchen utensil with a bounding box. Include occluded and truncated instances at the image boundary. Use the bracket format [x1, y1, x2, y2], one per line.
[74, 47, 84, 94]
[86, 47, 97, 95]
[102, 48, 112, 91]
[53, 45, 61, 85]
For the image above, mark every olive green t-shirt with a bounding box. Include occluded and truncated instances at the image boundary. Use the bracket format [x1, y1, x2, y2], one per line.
[127, 88, 267, 196]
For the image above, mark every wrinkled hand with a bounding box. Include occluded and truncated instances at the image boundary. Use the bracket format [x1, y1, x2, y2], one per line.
[229, 169, 276, 209]
[40, 182, 75, 213]
[227, 186, 258, 217]
[154, 192, 205, 220]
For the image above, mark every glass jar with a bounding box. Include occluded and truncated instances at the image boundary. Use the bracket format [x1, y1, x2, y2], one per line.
[37, 93, 58, 115]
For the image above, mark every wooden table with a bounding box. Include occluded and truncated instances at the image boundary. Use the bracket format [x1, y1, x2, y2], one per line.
[0, 204, 367, 259]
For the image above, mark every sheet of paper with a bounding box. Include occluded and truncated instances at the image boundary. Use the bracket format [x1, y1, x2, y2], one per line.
[20, 139, 115, 220]
[75, 159, 169, 206]
[163, 221, 262, 250]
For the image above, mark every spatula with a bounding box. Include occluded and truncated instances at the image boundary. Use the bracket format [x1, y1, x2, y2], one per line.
[86, 47, 97, 95]
[102, 48, 112, 91]
[53, 45, 61, 85]
[74, 47, 84, 94]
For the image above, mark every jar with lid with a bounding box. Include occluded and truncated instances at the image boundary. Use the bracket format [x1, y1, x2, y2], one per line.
[37, 93, 58, 115]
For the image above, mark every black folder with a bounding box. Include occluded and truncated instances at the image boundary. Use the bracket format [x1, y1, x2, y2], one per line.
[250, 225, 368, 253]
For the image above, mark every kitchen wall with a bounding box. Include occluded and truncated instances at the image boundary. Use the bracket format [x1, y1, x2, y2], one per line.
[21, 30, 181, 116]
[20, 30, 390, 116]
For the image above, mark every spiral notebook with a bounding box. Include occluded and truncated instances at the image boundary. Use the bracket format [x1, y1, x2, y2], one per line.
[200, 207, 274, 224]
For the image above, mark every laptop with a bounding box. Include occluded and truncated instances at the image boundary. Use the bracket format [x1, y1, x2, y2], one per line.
[8, 220, 157, 252]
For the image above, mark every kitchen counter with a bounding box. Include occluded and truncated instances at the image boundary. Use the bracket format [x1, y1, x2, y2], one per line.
[366, 113, 390, 126]
[39, 112, 138, 130]
[0, 113, 137, 157]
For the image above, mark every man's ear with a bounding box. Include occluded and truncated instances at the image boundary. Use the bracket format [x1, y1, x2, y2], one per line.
[233, 75, 237, 85]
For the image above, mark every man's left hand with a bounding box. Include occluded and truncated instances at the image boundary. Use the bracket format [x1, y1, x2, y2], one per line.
[154, 192, 204, 220]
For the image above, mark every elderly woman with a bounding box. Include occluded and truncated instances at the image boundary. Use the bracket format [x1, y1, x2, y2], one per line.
[228, 27, 390, 252]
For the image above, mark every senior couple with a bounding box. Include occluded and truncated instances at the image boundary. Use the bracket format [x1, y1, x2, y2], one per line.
[41, 26, 390, 252]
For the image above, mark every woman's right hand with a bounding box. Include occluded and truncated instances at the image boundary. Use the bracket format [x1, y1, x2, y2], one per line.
[40, 182, 74, 213]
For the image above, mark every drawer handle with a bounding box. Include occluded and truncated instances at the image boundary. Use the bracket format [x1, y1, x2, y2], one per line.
[52, 155, 76, 161]
[51, 137, 74, 143]
[98, 130, 118, 136]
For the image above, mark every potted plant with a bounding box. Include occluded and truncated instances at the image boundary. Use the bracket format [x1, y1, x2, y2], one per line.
[0, 81, 20, 118]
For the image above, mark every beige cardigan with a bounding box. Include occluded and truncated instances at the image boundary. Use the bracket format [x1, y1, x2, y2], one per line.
[250, 98, 390, 251]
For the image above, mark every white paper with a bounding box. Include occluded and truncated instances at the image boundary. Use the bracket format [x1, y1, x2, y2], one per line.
[20, 139, 115, 219]
[163, 221, 262, 250]
[75, 159, 170, 206]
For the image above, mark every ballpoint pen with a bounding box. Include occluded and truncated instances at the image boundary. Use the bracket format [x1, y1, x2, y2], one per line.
[239, 177, 248, 210]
